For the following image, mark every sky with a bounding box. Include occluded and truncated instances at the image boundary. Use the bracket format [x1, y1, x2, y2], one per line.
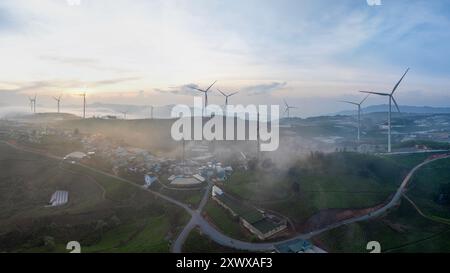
[0, 0, 450, 117]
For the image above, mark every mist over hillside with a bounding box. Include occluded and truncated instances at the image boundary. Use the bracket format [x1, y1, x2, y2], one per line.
[335, 104, 450, 116]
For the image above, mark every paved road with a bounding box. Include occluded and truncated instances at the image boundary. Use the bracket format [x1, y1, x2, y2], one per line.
[377, 150, 450, 156]
[172, 181, 213, 253]
[5, 140, 448, 253]
[173, 154, 450, 252]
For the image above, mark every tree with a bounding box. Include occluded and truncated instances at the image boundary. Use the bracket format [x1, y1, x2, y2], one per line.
[43, 236, 56, 252]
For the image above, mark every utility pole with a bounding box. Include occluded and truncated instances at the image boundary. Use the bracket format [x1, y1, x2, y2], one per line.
[257, 110, 260, 158]
[81, 93, 86, 119]
[182, 139, 186, 165]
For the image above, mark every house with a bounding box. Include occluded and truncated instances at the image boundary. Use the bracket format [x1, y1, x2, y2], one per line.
[144, 174, 157, 188]
[216, 166, 226, 181]
[212, 185, 223, 197]
[193, 174, 206, 183]
[63, 152, 87, 161]
[274, 239, 313, 253]
[171, 177, 202, 186]
[212, 187, 287, 240]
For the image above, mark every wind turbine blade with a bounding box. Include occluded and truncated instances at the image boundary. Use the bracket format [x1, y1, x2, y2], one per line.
[229, 92, 239, 97]
[283, 99, 289, 107]
[360, 91, 390, 96]
[391, 96, 401, 113]
[217, 88, 227, 97]
[391, 68, 410, 95]
[360, 93, 371, 105]
[339, 100, 359, 106]
[205, 80, 217, 92]
[191, 87, 205, 93]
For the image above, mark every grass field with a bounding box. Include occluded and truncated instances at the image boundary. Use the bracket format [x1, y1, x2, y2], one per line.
[204, 200, 255, 242]
[158, 187, 205, 209]
[222, 152, 406, 226]
[0, 142, 189, 253]
[182, 228, 246, 253]
[406, 158, 450, 220]
[314, 201, 450, 253]
[314, 155, 450, 253]
[381, 153, 443, 169]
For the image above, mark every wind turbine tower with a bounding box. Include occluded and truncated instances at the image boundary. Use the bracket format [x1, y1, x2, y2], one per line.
[28, 95, 36, 113]
[217, 89, 239, 106]
[283, 99, 297, 119]
[79, 93, 87, 119]
[120, 111, 129, 120]
[339, 93, 370, 142]
[190, 81, 217, 116]
[53, 95, 62, 113]
[360, 68, 409, 153]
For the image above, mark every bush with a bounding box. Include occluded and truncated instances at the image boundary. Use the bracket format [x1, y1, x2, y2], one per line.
[43, 236, 56, 252]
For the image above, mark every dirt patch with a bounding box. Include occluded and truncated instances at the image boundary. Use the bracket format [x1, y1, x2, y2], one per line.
[301, 202, 387, 232]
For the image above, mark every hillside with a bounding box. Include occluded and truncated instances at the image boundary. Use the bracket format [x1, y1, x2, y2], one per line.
[220, 152, 408, 230]
[336, 104, 450, 116]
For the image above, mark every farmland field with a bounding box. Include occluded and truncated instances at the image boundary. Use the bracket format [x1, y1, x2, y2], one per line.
[222, 152, 407, 227]
[0, 142, 189, 253]
[314, 155, 450, 253]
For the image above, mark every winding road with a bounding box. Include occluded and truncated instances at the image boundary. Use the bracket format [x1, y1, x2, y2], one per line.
[4, 140, 449, 253]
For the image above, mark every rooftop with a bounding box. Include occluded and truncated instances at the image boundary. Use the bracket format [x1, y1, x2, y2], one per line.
[274, 239, 313, 253]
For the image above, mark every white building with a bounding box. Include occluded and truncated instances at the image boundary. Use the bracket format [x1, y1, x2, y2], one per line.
[49, 191, 69, 207]
[212, 186, 223, 197]
[193, 174, 206, 183]
[63, 152, 87, 161]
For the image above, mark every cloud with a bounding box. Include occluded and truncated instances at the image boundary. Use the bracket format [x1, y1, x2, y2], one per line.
[93, 77, 141, 87]
[40, 55, 131, 73]
[1, 0, 450, 117]
[154, 83, 202, 96]
[244, 82, 287, 96]
[0, 77, 141, 95]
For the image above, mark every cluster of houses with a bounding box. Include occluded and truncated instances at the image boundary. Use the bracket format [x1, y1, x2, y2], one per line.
[167, 161, 233, 187]
[80, 134, 235, 189]
[81, 134, 164, 176]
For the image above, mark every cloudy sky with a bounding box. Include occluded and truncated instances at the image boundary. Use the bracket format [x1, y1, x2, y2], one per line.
[1, 0, 450, 117]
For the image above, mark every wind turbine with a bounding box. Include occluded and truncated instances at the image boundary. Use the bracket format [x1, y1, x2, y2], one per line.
[217, 89, 239, 106]
[360, 68, 410, 153]
[120, 110, 129, 120]
[283, 99, 297, 119]
[339, 93, 370, 142]
[53, 95, 62, 113]
[150, 105, 154, 119]
[190, 81, 217, 116]
[28, 95, 36, 113]
[79, 93, 87, 119]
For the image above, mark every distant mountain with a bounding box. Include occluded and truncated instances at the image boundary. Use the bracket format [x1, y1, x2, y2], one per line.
[335, 104, 450, 116]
